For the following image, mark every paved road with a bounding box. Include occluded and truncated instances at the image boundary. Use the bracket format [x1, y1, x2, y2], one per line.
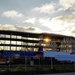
[37, 73, 75, 75]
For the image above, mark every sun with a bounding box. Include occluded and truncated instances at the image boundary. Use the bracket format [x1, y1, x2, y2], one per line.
[43, 37, 51, 43]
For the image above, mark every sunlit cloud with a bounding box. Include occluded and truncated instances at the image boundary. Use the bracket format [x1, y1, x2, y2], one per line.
[23, 17, 36, 25]
[39, 17, 64, 31]
[32, 2, 56, 14]
[59, 0, 75, 9]
[0, 24, 16, 30]
[56, 14, 75, 22]
[38, 15, 75, 36]
[0, 24, 42, 33]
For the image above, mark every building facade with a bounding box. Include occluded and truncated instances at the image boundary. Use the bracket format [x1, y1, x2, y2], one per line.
[0, 30, 75, 53]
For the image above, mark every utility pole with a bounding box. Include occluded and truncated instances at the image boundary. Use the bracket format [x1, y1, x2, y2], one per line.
[51, 57, 53, 70]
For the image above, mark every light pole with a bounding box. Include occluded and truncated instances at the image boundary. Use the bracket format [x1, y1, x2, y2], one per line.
[44, 37, 53, 70]
[9, 33, 12, 70]
[38, 35, 43, 67]
[51, 57, 53, 70]
[25, 56, 27, 71]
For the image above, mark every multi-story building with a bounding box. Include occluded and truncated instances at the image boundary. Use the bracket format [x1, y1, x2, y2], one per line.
[42, 33, 75, 53]
[0, 30, 75, 53]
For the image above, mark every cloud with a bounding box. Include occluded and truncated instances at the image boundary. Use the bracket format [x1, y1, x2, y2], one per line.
[0, 24, 16, 30]
[0, 24, 42, 33]
[59, 0, 75, 9]
[32, 2, 56, 14]
[38, 15, 75, 36]
[72, 12, 75, 15]
[50, 15, 75, 32]
[56, 0, 75, 12]
[24, 27, 42, 33]
[56, 14, 75, 22]
[3, 10, 24, 18]
[39, 17, 51, 24]
[71, 28, 75, 37]
[23, 17, 36, 24]
[58, 7, 75, 12]
[39, 17, 64, 31]
[15, 26, 35, 32]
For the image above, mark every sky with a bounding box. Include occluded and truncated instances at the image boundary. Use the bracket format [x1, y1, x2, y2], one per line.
[0, 0, 75, 37]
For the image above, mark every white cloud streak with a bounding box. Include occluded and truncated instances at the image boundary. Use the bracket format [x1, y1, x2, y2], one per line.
[32, 2, 56, 14]
[3, 10, 24, 18]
